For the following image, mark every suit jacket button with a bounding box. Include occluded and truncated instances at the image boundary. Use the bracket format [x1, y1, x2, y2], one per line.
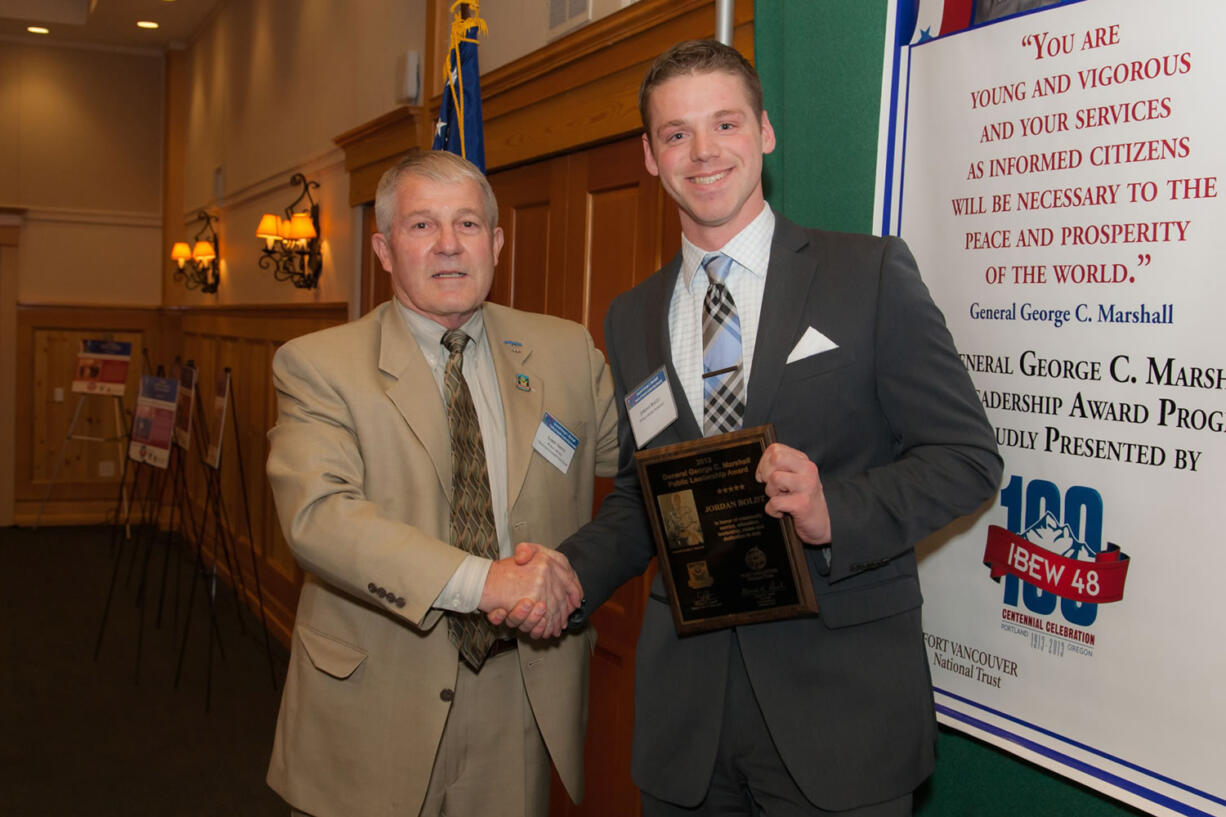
[395, 597, 406, 609]
[368, 583, 377, 594]
[439, 688, 454, 702]
[376, 587, 387, 598]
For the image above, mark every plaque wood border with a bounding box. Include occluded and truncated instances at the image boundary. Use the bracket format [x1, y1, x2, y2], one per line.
[635, 424, 819, 636]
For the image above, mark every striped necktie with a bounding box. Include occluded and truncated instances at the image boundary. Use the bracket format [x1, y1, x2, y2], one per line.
[701, 253, 746, 436]
[441, 329, 500, 670]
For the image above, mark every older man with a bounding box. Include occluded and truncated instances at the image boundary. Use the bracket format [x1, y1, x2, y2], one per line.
[265, 150, 618, 817]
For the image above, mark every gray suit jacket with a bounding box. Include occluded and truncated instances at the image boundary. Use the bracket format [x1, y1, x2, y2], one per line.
[559, 215, 1002, 809]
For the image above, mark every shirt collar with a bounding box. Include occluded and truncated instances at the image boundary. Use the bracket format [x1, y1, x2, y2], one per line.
[679, 204, 776, 293]
[394, 299, 487, 369]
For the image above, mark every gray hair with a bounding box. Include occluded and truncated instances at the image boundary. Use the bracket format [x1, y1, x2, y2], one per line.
[373, 150, 499, 235]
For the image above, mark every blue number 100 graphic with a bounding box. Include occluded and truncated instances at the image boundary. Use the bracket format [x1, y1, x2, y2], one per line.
[999, 475, 1102, 627]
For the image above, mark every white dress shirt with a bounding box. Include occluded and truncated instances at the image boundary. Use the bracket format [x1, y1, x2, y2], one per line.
[396, 300, 509, 613]
[669, 204, 777, 427]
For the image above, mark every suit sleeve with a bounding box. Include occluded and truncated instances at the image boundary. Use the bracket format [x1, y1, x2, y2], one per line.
[558, 300, 658, 618]
[820, 236, 1002, 582]
[266, 340, 465, 629]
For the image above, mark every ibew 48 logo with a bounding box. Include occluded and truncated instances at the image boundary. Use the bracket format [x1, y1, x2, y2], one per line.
[983, 475, 1132, 631]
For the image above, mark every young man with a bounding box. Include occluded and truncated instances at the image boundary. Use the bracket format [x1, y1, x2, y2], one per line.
[265, 150, 618, 817]
[510, 40, 1002, 815]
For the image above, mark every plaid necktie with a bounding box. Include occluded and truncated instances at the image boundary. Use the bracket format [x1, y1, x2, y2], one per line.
[701, 253, 745, 436]
[441, 329, 500, 670]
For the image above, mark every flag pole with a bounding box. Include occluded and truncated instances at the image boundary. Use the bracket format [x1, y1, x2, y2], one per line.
[715, 0, 734, 45]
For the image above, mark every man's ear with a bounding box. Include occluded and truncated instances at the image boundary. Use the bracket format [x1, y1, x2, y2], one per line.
[642, 132, 661, 177]
[760, 109, 777, 156]
[371, 232, 392, 273]
[491, 226, 505, 265]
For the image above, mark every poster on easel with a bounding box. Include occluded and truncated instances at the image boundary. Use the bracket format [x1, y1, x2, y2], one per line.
[129, 375, 179, 469]
[205, 369, 231, 470]
[894, 0, 1226, 813]
[72, 340, 132, 397]
[173, 365, 197, 450]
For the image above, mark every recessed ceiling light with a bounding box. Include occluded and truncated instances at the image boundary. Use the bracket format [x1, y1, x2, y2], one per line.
[137, 21, 160, 29]
[28, 26, 50, 34]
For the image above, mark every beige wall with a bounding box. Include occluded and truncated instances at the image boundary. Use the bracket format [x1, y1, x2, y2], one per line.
[480, 0, 640, 72]
[172, 0, 427, 309]
[0, 42, 165, 306]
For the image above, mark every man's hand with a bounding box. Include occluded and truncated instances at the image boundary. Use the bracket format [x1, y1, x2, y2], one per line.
[481, 543, 582, 639]
[756, 442, 832, 545]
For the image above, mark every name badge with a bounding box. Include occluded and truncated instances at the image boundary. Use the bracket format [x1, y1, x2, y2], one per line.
[533, 412, 579, 474]
[625, 366, 678, 448]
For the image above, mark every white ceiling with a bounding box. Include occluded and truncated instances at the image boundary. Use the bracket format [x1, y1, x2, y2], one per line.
[0, 0, 220, 51]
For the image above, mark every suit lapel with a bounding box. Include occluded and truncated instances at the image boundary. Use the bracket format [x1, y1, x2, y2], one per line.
[743, 217, 817, 428]
[378, 302, 452, 500]
[483, 303, 543, 511]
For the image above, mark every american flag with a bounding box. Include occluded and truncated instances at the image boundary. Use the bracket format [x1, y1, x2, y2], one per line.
[903, 0, 974, 45]
[432, 1, 487, 171]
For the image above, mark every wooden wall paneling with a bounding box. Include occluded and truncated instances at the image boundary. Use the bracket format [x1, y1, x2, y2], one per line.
[571, 137, 667, 343]
[479, 0, 756, 171]
[170, 304, 347, 645]
[260, 340, 300, 644]
[489, 155, 571, 319]
[334, 107, 430, 209]
[339, 1, 755, 206]
[15, 305, 165, 525]
[359, 205, 392, 316]
[32, 328, 143, 485]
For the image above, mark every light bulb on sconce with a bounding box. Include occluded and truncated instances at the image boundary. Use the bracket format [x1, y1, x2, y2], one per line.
[255, 213, 281, 251]
[256, 173, 322, 289]
[170, 211, 221, 293]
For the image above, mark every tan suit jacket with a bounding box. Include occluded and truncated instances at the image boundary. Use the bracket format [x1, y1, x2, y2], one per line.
[265, 300, 618, 817]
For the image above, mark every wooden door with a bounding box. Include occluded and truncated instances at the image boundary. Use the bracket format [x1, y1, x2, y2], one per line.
[491, 134, 680, 817]
[490, 157, 572, 318]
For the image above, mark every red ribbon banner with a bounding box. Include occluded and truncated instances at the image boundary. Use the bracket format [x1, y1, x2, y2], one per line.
[983, 525, 1130, 604]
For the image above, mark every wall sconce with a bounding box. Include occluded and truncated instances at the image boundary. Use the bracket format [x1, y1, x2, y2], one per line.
[170, 210, 221, 293]
[256, 173, 322, 289]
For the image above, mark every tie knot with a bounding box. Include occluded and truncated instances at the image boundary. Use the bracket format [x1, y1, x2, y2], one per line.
[702, 253, 734, 285]
[442, 329, 470, 357]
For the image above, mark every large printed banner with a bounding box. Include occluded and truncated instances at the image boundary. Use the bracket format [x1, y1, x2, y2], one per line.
[897, 1, 1225, 814]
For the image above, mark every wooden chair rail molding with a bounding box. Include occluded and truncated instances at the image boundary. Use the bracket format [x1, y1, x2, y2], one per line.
[336, 0, 754, 207]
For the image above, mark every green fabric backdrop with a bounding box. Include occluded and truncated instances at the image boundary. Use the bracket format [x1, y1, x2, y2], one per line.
[753, 2, 1141, 814]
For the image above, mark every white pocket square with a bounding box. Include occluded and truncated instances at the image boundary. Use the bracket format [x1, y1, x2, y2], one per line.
[786, 326, 839, 364]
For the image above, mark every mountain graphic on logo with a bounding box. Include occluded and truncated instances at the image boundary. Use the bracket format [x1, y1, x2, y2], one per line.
[1022, 511, 1098, 561]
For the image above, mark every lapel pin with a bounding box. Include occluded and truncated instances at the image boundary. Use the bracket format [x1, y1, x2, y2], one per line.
[504, 340, 523, 353]
[516, 373, 531, 391]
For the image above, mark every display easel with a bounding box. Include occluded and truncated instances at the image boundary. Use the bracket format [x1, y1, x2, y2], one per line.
[34, 339, 136, 531]
[174, 367, 279, 712]
[92, 435, 174, 680]
[92, 366, 181, 684]
[154, 360, 202, 631]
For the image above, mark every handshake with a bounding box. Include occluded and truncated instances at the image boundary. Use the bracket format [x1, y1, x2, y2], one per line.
[478, 543, 582, 640]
